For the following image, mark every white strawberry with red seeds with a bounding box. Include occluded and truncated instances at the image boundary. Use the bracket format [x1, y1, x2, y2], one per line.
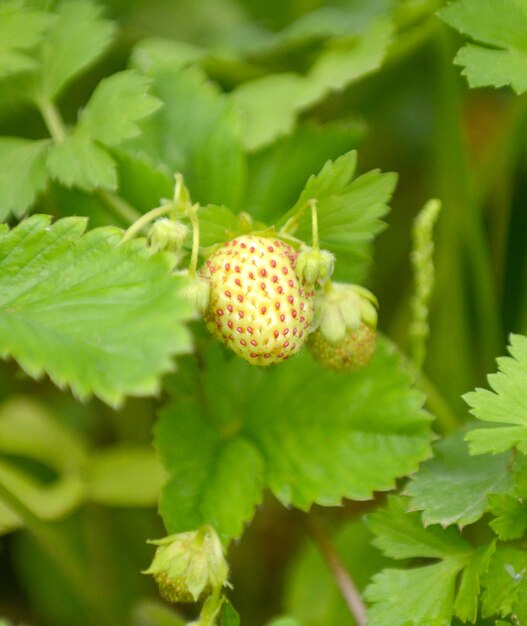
[199, 235, 314, 365]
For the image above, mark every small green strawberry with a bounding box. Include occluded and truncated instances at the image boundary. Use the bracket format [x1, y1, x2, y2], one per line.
[309, 321, 376, 371]
[308, 282, 378, 371]
[144, 525, 229, 604]
[199, 235, 314, 365]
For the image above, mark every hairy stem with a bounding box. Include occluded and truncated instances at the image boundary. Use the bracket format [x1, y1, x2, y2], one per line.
[119, 205, 173, 244]
[310, 200, 320, 252]
[280, 200, 311, 236]
[0, 481, 114, 626]
[304, 512, 367, 626]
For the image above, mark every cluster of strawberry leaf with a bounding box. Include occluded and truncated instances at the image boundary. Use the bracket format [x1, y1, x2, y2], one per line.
[2, 1, 527, 625]
[0, 0, 430, 538]
[284, 335, 527, 626]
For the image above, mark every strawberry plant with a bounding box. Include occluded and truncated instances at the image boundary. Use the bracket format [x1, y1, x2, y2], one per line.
[1, 1, 527, 626]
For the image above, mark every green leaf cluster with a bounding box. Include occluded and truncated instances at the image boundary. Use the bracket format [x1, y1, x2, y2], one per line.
[0, 215, 193, 406]
[0, 0, 160, 220]
[365, 496, 495, 626]
[440, 0, 527, 94]
[156, 339, 432, 540]
[465, 334, 527, 454]
[366, 335, 527, 625]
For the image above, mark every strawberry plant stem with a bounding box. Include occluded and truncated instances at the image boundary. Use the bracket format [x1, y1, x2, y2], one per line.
[418, 372, 459, 434]
[304, 512, 367, 626]
[310, 200, 320, 252]
[37, 98, 66, 143]
[0, 481, 114, 626]
[120, 205, 173, 243]
[188, 205, 201, 277]
[97, 189, 141, 224]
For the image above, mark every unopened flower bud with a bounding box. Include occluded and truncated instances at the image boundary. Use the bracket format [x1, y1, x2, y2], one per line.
[149, 218, 189, 253]
[296, 248, 334, 285]
[144, 525, 229, 604]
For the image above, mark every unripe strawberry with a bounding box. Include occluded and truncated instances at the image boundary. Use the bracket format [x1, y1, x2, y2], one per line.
[309, 321, 376, 371]
[144, 525, 229, 604]
[308, 282, 378, 371]
[199, 235, 314, 365]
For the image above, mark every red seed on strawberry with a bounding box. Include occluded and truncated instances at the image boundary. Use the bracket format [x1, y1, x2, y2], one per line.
[199, 235, 314, 365]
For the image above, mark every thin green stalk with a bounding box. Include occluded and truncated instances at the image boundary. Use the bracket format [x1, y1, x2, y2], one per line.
[310, 200, 320, 252]
[304, 511, 367, 626]
[188, 205, 201, 277]
[418, 372, 460, 434]
[119, 205, 173, 244]
[37, 97, 66, 143]
[97, 189, 141, 225]
[280, 200, 311, 236]
[0, 481, 114, 626]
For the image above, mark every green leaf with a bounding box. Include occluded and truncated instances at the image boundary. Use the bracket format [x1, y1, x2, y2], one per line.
[198, 205, 241, 248]
[0, 2, 52, 79]
[454, 543, 495, 623]
[157, 339, 432, 539]
[365, 561, 464, 626]
[439, 0, 527, 94]
[230, 73, 319, 153]
[278, 151, 397, 283]
[0, 215, 193, 406]
[246, 121, 363, 222]
[488, 493, 527, 540]
[366, 496, 470, 560]
[266, 619, 300, 626]
[157, 374, 266, 538]
[86, 446, 166, 507]
[115, 150, 174, 215]
[308, 19, 392, 93]
[464, 334, 527, 454]
[125, 65, 247, 210]
[46, 131, 117, 191]
[229, 19, 391, 151]
[480, 546, 527, 619]
[36, 0, 116, 100]
[405, 427, 513, 527]
[365, 496, 493, 626]
[78, 70, 162, 148]
[0, 138, 48, 221]
[131, 37, 207, 72]
[219, 599, 240, 626]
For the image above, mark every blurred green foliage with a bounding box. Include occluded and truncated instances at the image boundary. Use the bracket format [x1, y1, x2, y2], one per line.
[1, 0, 527, 625]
